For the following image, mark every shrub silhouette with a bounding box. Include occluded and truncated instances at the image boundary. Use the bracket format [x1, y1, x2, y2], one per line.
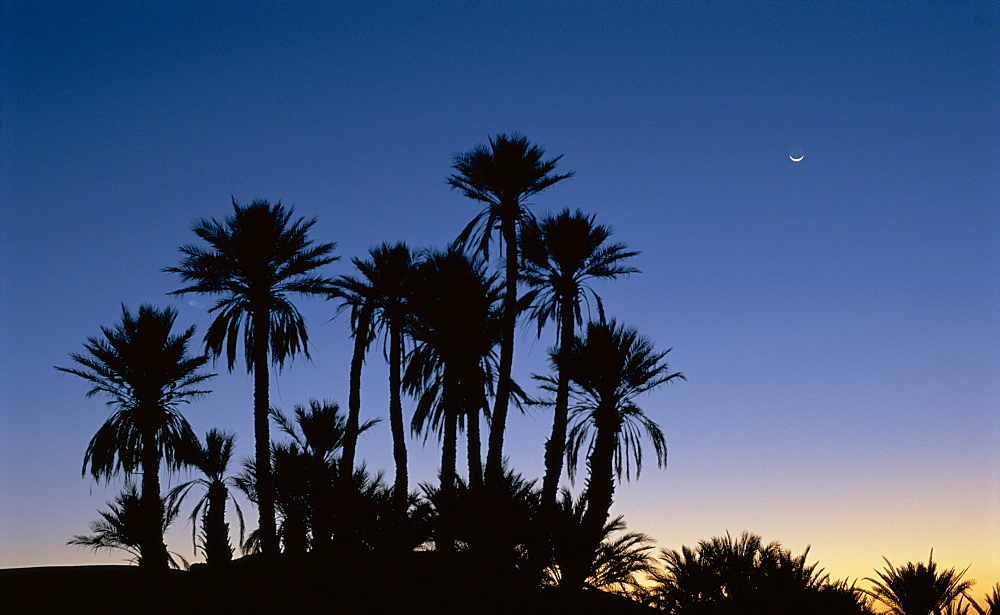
[68, 482, 188, 569]
[866, 551, 976, 615]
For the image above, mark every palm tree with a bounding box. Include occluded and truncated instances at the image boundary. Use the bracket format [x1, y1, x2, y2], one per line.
[405, 247, 503, 506]
[56, 304, 213, 569]
[271, 399, 378, 552]
[866, 551, 976, 615]
[329, 259, 374, 480]
[235, 443, 309, 556]
[419, 466, 543, 571]
[69, 482, 188, 569]
[235, 400, 379, 555]
[168, 429, 245, 566]
[650, 532, 874, 614]
[652, 540, 727, 611]
[341, 464, 432, 555]
[330, 242, 414, 510]
[588, 521, 657, 598]
[552, 319, 683, 588]
[165, 198, 338, 555]
[546, 489, 656, 596]
[268, 442, 313, 555]
[449, 133, 573, 486]
[520, 208, 640, 512]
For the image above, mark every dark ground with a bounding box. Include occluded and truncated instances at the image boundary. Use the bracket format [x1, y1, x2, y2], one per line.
[0, 552, 659, 614]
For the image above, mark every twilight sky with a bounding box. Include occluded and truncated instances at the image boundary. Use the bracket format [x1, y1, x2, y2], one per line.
[1, 0, 997, 595]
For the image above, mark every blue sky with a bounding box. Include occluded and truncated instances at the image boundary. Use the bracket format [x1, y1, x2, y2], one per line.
[1, 0, 997, 595]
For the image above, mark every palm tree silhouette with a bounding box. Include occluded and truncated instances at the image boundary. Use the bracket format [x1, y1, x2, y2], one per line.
[520, 208, 639, 513]
[68, 482, 188, 569]
[165, 198, 338, 555]
[271, 399, 377, 552]
[167, 429, 245, 566]
[235, 441, 308, 556]
[330, 242, 415, 511]
[550, 319, 682, 588]
[405, 247, 503, 508]
[339, 464, 430, 554]
[866, 551, 976, 615]
[329, 257, 375, 480]
[449, 133, 573, 486]
[56, 304, 213, 569]
[419, 466, 542, 570]
[588, 519, 657, 597]
[546, 489, 656, 596]
[650, 531, 874, 614]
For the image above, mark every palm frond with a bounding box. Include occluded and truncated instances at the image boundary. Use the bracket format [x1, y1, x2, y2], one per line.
[68, 482, 185, 568]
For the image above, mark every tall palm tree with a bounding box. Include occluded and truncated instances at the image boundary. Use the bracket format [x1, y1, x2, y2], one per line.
[68, 482, 188, 569]
[330, 242, 414, 510]
[56, 304, 213, 569]
[554, 319, 683, 588]
[329, 261, 374, 480]
[405, 247, 503, 503]
[520, 208, 640, 512]
[866, 551, 976, 615]
[168, 429, 245, 566]
[164, 198, 338, 555]
[449, 133, 573, 486]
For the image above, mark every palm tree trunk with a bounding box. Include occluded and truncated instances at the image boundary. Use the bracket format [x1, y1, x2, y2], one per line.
[205, 482, 232, 564]
[564, 408, 618, 589]
[389, 323, 408, 512]
[336, 308, 370, 551]
[541, 297, 575, 513]
[438, 367, 459, 552]
[140, 424, 169, 569]
[571, 408, 618, 587]
[341, 306, 372, 478]
[486, 212, 518, 486]
[581, 428, 616, 547]
[308, 457, 335, 554]
[467, 401, 483, 490]
[253, 309, 278, 556]
[441, 396, 458, 500]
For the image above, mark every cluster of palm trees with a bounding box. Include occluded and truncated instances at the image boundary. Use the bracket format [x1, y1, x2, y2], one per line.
[60, 134, 678, 582]
[644, 533, 998, 614]
[58, 133, 994, 613]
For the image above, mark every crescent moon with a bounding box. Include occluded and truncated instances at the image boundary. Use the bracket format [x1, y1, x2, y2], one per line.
[789, 154, 804, 162]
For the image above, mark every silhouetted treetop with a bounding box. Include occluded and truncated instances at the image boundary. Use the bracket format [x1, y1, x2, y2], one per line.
[165, 198, 338, 371]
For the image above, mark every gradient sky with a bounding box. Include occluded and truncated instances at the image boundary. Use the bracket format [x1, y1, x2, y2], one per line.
[2, 0, 997, 598]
